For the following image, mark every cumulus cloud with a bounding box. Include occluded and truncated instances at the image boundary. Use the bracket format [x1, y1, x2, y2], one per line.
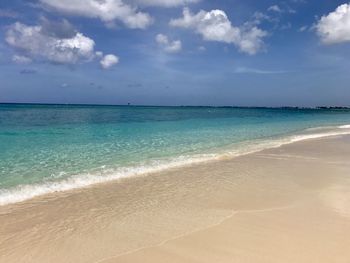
[299, 25, 308, 32]
[234, 67, 288, 74]
[12, 55, 32, 64]
[39, 0, 153, 29]
[251, 11, 272, 25]
[247, 11, 281, 29]
[40, 17, 77, 39]
[100, 54, 119, 69]
[95, 51, 104, 58]
[6, 21, 97, 64]
[268, 4, 295, 14]
[268, 5, 282, 13]
[133, 0, 199, 7]
[156, 34, 182, 53]
[169, 8, 267, 55]
[0, 9, 18, 18]
[316, 3, 350, 44]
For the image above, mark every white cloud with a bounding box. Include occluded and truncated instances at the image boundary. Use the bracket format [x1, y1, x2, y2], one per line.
[268, 5, 282, 13]
[234, 67, 288, 74]
[247, 11, 282, 30]
[316, 3, 350, 44]
[267, 4, 296, 14]
[156, 33, 182, 53]
[133, 0, 199, 7]
[170, 8, 267, 55]
[12, 55, 32, 64]
[0, 9, 18, 18]
[251, 11, 272, 25]
[6, 22, 96, 64]
[280, 22, 292, 30]
[298, 25, 308, 32]
[95, 51, 104, 58]
[39, 0, 153, 29]
[100, 54, 119, 69]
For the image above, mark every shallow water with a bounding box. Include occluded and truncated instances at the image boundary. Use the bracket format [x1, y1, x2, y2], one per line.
[1, 104, 350, 204]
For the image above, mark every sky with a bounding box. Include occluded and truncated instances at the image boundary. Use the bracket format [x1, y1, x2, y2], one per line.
[0, 0, 349, 107]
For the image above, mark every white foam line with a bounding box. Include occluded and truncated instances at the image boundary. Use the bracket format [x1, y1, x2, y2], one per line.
[1, 128, 350, 206]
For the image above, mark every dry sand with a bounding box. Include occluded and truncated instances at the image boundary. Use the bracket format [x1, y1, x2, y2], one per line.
[1, 135, 350, 263]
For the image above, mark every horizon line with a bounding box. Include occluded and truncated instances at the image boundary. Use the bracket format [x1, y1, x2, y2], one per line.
[0, 102, 350, 110]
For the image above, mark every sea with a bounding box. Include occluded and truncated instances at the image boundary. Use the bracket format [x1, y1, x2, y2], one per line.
[1, 103, 350, 205]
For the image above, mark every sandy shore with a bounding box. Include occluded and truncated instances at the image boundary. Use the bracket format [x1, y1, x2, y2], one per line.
[1, 135, 350, 263]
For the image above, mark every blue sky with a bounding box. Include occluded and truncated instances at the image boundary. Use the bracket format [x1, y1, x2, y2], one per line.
[0, 0, 349, 106]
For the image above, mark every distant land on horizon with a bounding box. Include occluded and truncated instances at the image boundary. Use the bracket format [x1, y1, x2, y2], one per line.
[1, 102, 350, 110]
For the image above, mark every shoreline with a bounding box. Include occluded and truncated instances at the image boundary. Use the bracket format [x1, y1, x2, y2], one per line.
[1, 134, 350, 262]
[1, 124, 350, 206]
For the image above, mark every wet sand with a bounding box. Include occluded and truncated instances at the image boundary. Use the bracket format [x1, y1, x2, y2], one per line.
[1, 135, 350, 263]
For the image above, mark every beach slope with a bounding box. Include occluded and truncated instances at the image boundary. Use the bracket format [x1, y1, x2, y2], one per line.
[1, 135, 350, 263]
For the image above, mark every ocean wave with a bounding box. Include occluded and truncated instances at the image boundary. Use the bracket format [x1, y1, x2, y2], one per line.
[1, 127, 350, 206]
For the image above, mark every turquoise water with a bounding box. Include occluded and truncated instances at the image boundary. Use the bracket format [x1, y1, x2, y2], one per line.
[1, 104, 350, 204]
